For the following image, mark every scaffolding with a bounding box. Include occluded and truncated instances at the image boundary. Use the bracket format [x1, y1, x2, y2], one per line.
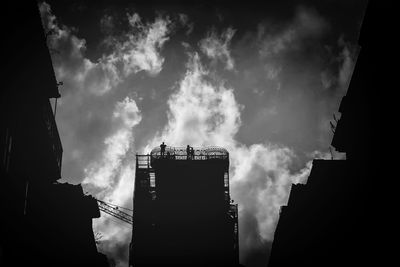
[130, 145, 238, 266]
[150, 145, 229, 161]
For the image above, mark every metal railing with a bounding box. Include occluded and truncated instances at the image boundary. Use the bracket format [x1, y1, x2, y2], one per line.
[150, 145, 229, 161]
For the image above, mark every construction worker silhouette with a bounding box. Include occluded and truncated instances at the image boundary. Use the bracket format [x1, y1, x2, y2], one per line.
[160, 142, 166, 157]
[190, 147, 194, 159]
[186, 145, 191, 160]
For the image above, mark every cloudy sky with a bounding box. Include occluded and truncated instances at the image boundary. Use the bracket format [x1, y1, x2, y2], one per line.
[38, 1, 367, 266]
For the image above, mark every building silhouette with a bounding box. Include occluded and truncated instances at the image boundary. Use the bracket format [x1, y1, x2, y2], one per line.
[267, 2, 374, 267]
[1, 2, 108, 266]
[130, 146, 239, 266]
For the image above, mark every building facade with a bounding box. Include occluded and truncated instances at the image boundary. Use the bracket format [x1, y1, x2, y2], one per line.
[130, 146, 239, 266]
[1, 3, 108, 266]
[268, 2, 373, 266]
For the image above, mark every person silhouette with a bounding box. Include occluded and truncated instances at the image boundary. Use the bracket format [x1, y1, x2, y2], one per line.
[190, 147, 194, 160]
[160, 142, 166, 157]
[186, 145, 191, 160]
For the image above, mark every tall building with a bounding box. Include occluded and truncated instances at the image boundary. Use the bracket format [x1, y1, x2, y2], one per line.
[267, 2, 374, 266]
[1, 2, 108, 266]
[130, 146, 239, 266]
[1, 2, 63, 265]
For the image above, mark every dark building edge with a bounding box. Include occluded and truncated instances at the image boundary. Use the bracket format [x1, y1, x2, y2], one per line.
[1, 2, 109, 267]
[130, 149, 241, 267]
[268, 1, 381, 266]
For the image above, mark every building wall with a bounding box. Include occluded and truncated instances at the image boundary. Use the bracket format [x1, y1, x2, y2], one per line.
[268, 2, 374, 266]
[131, 155, 238, 266]
[1, 3, 108, 267]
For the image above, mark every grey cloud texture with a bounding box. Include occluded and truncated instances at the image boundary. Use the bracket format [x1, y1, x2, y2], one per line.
[118, 12, 172, 76]
[142, 51, 318, 263]
[40, 2, 172, 96]
[179, 13, 194, 35]
[258, 6, 327, 57]
[38, 4, 171, 266]
[199, 27, 236, 70]
[83, 97, 141, 190]
[38, 2, 360, 266]
[144, 52, 240, 148]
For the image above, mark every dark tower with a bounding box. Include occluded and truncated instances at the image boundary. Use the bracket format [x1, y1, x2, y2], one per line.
[129, 146, 239, 266]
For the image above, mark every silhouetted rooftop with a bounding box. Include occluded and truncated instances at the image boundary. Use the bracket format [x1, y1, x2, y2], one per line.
[150, 145, 229, 161]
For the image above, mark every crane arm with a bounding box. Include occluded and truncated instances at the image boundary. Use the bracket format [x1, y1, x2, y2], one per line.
[97, 200, 133, 225]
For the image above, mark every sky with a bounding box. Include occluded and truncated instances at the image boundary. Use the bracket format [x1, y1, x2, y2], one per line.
[38, 1, 367, 266]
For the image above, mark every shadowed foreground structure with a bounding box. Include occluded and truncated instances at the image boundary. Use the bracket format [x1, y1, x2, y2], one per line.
[268, 2, 375, 266]
[130, 146, 240, 266]
[1, 2, 108, 266]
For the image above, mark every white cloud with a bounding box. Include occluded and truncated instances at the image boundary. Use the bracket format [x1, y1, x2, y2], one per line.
[40, 3, 120, 96]
[199, 27, 236, 70]
[83, 97, 141, 190]
[230, 144, 296, 242]
[143, 52, 315, 261]
[38, 4, 171, 265]
[81, 97, 141, 267]
[94, 164, 135, 266]
[73, 96, 142, 267]
[115, 13, 172, 76]
[144, 52, 241, 151]
[37, 3, 358, 266]
[39, 4, 172, 96]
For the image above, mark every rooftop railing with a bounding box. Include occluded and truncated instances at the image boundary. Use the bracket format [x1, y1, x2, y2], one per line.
[150, 145, 229, 161]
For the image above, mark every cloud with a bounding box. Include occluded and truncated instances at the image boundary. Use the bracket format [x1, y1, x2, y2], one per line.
[179, 13, 194, 35]
[100, 14, 115, 35]
[319, 36, 358, 94]
[264, 63, 282, 80]
[93, 164, 135, 267]
[143, 51, 240, 150]
[114, 12, 172, 76]
[38, 4, 170, 266]
[230, 144, 296, 242]
[83, 97, 141, 190]
[199, 27, 236, 70]
[40, 2, 121, 96]
[143, 51, 315, 262]
[38, 3, 357, 266]
[39, 3, 172, 96]
[82, 97, 140, 267]
[338, 36, 357, 89]
[259, 6, 328, 57]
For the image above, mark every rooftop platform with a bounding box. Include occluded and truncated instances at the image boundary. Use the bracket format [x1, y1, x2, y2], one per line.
[150, 145, 229, 161]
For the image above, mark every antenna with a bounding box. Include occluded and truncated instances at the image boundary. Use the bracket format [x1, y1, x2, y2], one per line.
[333, 113, 338, 123]
[330, 121, 336, 134]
